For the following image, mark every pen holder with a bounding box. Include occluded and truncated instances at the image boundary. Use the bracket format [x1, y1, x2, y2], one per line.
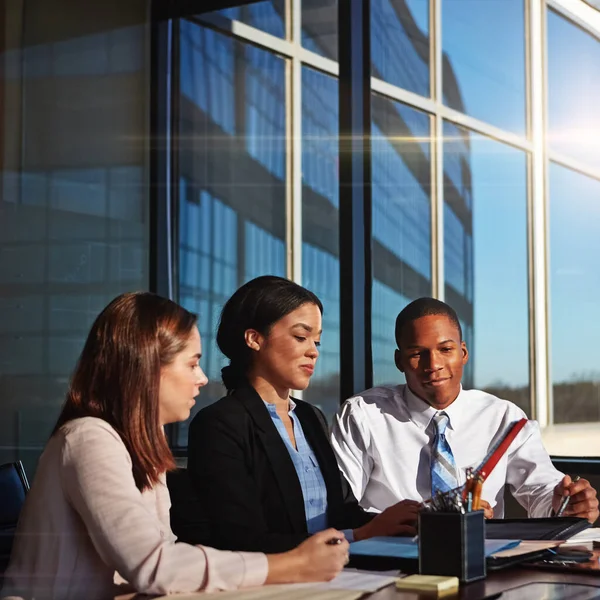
[418, 510, 486, 583]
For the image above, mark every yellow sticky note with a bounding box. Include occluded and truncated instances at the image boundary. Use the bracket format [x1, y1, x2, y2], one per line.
[395, 574, 459, 595]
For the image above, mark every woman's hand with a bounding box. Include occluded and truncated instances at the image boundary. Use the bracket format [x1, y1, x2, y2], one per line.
[353, 499, 421, 541]
[266, 529, 349, 584]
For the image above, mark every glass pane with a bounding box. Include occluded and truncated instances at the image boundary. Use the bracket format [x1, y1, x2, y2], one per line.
[302, 0, 430, 98]
[443, 122, 530, 414]
[301, 0, 337, 60]
[549, 164, 600, 453]
[547, 10, 600, 170]
[372, 0, 429, 96]
[301, 68, 340, 420]
[216, 1, 286, 39]
[442, 0, 526, 135]
[177, 21, 286, 443]
[0, 6, 148, 478]
[372, 95, 432, 386]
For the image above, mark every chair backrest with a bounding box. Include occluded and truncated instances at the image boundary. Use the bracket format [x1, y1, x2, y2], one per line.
[0, 461, 30, 528]
[167, 467, 211, 546]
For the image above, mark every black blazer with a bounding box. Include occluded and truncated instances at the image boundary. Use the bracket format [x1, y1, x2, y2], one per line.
[172, 384, 372, 553]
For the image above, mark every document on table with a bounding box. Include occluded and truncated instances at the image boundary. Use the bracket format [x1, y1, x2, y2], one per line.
[562, 528, 600, 544]
[490, 540, 561, 558]
[349, 536, 520, 559]
[154, 569, 398, 600]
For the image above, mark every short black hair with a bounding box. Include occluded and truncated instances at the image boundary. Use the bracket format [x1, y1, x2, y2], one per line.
[395, 297, 462, 348]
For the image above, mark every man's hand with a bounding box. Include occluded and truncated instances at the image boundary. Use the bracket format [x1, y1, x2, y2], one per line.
[353, 499, 421, 541]
[552, 475, 599, 523]
[478, 499, 494, 519]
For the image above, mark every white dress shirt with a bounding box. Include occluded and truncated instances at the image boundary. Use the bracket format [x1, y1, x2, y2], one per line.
[2, 417, 268, 600]
[331, 385, 564, 518]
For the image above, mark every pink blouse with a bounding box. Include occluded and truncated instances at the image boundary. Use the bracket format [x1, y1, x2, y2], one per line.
[2, 417, 268, 600]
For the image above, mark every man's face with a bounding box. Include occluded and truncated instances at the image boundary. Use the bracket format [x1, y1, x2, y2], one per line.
[395, 314, 468, 410]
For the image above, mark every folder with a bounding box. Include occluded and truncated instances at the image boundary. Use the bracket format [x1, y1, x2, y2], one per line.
[485, 517, 591, 541]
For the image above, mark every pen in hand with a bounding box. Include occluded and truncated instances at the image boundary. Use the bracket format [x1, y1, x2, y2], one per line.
[326, 537, 343, 545]
[556, 475, 581, 517]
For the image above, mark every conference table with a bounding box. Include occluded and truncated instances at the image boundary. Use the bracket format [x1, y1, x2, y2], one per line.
[371, 567, 600, 599]
[116, 563, 600, 600]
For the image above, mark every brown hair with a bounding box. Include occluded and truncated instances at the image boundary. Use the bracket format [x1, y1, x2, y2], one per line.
[53, 292, 198, 491]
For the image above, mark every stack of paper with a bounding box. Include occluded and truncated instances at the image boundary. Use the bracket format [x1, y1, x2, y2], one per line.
[561, 528, 600, 545]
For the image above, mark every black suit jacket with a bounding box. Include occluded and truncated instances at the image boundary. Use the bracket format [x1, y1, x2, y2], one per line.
[172, 384, 372, 553]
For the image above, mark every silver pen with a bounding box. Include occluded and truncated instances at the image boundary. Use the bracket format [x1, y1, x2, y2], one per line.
[556, 475, 581, 517]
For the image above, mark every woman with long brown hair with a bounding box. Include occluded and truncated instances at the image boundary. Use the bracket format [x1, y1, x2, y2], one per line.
[1, 292, 348, 600]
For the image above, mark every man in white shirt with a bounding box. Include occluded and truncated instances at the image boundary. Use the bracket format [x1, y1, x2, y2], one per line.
[331, 297, 599, 521]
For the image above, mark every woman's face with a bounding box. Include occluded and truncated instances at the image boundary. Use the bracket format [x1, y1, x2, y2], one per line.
[158, 326, 208, 425]
[248, 302, 322, 392]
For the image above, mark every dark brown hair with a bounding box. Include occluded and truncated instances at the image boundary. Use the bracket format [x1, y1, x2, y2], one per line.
[53, 292, 198, 491]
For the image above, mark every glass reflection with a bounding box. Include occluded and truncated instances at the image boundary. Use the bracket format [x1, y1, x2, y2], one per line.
[0, 8, 148, 477]
[371, 95, 432, 385]
[218, 1, 286, 39]
[301, 67, 340, 420]
[177, 21, 286, 443]
[442, 0, 525, 135]
[550, 164, 600, 426]
[444, 122, 529, 414]
[547, 10, 600, 170]
[302, 0, 430, 98]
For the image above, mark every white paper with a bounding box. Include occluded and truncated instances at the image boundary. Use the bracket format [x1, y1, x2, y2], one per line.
[561, 528, 600, 544]
[320, 569, 398, 591]
[153, 569, 398, 600]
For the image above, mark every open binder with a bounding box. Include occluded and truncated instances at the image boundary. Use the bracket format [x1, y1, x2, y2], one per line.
[485, 517, 591, 541]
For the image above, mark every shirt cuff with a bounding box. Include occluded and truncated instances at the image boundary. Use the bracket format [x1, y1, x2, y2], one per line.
[341, 529, 355, 543]
[199, 546, 269, 591]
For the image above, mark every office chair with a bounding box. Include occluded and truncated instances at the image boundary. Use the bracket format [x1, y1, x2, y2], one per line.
[0, 461, 30, 575]
[167, 467, 211, 546]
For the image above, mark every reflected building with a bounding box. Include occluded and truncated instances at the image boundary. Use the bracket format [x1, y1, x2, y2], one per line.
[0, 0, 148, 476]
[176, 1, 474, 423]
[2, 0, 599, 473]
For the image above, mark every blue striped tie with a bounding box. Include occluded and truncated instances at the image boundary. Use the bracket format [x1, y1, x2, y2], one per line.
[431, 411, 458, 496]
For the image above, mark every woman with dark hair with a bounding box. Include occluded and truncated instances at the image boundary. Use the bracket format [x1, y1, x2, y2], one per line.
[176, 276, 420, 554]
[1, 292, 348, 600]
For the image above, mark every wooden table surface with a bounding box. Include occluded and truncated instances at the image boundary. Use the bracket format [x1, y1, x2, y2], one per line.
[116, 553, 600, 599]
[371, 565, 600, 599]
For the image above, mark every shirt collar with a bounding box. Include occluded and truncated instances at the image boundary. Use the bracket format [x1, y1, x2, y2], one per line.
[262, 398, 296, 414]
[403, 384, 465, 431]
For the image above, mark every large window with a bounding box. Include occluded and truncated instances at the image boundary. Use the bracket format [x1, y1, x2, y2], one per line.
[543, 8, 600, 456]
[548, 164, 600, 454]
[0, 0, 149, 477]
[7, 0, 600, 467]
[302, 0, 430, 98]
[176, 20, 287, 444]
[301, 68, 341, 420]
[442, 0, 526, 134]
[166, 0, 600, 459]
[371, 97, 432, 386]
[443, 124, 529, 413]
[547, 8, 600, 170]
